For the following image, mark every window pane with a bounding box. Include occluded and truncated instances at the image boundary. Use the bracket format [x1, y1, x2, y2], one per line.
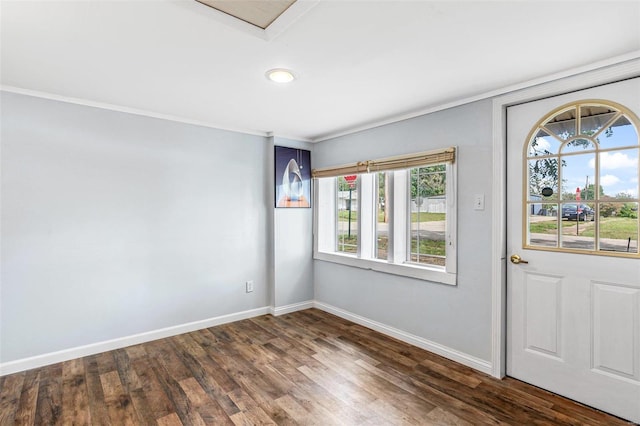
[376, 172, 389, 260]
[596, 116, 639, 149]
[528, 157, 559, 201]
[561, 152, 595, 200]
[337, 176, 358, 254]
[560, 202, 595, 250]
[598, 202, 638, 253]
[527, 203, 558, 248]
[599, 148, 639, 199]
[528, 130, 561, 156]
[580, 105, 617, 136]
[545, 107, 576, 140]
[409, 165, 446, 266]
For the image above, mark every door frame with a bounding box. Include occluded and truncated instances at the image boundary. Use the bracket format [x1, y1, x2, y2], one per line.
[490, 54, 640, 378]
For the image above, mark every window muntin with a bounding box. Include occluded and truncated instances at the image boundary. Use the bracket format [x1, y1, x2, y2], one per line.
[525, 101, 640, 256]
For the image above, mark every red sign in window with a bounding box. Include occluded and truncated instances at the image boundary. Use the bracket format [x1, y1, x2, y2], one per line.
[344, 175, 357, 188]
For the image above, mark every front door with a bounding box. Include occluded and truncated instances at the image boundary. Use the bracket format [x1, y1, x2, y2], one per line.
[506, 77, 640, 423]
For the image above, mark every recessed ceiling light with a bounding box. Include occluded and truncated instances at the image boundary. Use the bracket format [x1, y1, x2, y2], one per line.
[266, 68, 296, 83]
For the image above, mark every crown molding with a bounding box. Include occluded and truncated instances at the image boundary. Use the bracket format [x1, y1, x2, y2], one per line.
[311, 50, 640, 142]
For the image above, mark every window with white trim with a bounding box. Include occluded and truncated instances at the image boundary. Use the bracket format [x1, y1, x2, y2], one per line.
[313, 148, 457, 285]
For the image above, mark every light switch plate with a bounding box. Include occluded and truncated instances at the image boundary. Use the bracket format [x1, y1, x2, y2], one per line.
[474, 194, 485, 211]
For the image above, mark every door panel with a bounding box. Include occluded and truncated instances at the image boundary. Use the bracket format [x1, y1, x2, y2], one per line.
[592, 282, 639, 381]
[507, 77, 640, 423]
[524, 272, 562, 358]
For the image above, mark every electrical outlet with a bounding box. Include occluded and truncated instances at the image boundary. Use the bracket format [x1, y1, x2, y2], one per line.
[246, 280, 254, 293]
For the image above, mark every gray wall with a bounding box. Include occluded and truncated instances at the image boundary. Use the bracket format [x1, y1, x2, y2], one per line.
[272, 137, 314, 309]
[313, 100, 494, 361]
[1, 92, 273, 362]
[1, 90, 489, 365]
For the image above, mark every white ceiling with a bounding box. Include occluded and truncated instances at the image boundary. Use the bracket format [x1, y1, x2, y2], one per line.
[2, 1, 639, 142]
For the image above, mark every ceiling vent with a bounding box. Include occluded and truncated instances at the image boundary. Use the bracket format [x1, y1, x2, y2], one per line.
[197, 0, 297, 30]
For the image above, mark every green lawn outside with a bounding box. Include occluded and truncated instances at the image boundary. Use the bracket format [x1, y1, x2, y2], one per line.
[337, 234, 445, 265]
[338, 210, 445, 222]
[528, 219, 576, 233]
[337, 234, 446, 256]
[337, 235, 358, 253]
[582, 217, 638, 239]
[410, 212, 445, 222]
[338, 210, 359, 221]
[411, 237, 446, 256]
[529, 217, 637, 240]
[338, 210, 358, 222]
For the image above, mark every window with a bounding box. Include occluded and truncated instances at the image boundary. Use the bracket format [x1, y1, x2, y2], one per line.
[313, 148, 457, 285]
[376, 171, 388, 260]
[337, 175, 358, 254]
[410, 164, 447, 266]
[525, 101, 640, 256]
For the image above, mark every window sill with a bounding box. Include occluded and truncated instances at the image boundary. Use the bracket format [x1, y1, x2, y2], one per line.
[314, 251, 457, 285]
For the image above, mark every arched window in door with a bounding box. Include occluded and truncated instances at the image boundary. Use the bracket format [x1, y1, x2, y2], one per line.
[525, 100, 640, 256]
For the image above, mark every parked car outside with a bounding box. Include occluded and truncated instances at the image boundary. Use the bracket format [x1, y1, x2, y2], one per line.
[562, 203, 594, 221]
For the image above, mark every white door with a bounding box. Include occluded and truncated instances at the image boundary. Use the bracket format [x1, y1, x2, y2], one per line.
[507, 77, 640, 423]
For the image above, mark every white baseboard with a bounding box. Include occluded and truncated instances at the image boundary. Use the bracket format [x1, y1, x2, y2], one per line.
[2, 301, 493, 377]
[0, 306, 270, 376]
[270, 300, 314, 316]
[313, 301, 493, 376]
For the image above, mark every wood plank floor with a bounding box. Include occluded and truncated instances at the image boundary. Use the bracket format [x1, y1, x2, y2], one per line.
[0, 309, 634, 425]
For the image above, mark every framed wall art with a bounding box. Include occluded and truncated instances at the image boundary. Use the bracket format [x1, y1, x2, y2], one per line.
[275, 146, 311, 208]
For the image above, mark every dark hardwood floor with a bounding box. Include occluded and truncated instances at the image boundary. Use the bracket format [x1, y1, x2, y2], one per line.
[0, 309, 634, 425]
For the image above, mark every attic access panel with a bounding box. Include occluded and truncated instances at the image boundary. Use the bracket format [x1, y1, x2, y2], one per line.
[197, 0, 297, 29]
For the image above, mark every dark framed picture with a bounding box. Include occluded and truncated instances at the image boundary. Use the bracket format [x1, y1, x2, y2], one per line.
[275, 146, 311, 208]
